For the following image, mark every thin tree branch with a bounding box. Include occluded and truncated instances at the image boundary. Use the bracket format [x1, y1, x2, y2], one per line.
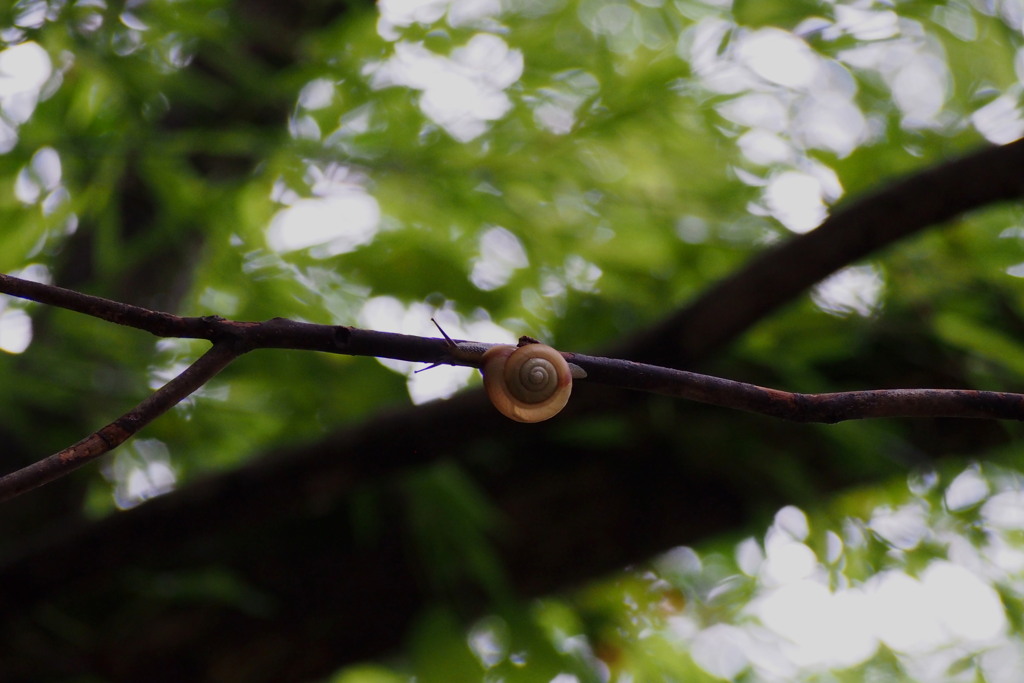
[0, 273, 214, 338]
[0, 273, 476, 362]
[1, 270, 1023, 502]
[5, 271, 1023, 423]
[569, 353, 1024, 422]
[0, 342, 242, 503]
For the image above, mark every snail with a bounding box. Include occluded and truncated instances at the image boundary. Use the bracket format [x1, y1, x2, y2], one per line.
[481, 343, 574, 423]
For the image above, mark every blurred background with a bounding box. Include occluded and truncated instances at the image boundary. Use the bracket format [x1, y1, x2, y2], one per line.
[3, 0, 1024, 681]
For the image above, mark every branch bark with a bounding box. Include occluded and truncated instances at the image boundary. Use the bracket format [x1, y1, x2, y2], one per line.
[0, 343, 241, 503]
[3, 260, 1024, 502]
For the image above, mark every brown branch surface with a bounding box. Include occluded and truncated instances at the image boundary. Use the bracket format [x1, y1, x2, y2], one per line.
[569, 354, 1024, 422]
[0, 342, 241, 503]
[1, 269, 1023, 503]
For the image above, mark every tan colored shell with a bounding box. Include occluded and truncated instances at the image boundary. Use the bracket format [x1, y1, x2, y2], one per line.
[481, 344, 572, 422]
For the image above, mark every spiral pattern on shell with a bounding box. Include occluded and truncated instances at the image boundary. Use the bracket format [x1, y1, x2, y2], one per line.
[507, 354, 560, 403]
[481, 343, 572, 422]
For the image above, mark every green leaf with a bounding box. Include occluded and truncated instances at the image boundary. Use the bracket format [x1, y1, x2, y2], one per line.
[932, 311, 1024, 379]
[732, 0, 823, 28]
[410, 607, 486, 683]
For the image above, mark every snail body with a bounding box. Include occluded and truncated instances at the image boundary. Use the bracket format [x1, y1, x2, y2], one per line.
[481, 343, 572, 422]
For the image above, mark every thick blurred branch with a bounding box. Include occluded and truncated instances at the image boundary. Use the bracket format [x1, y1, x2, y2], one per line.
[617, 137, 1024, 366]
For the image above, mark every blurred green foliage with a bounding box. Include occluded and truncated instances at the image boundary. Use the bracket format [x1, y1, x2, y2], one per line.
[5, 0, 1024, 680]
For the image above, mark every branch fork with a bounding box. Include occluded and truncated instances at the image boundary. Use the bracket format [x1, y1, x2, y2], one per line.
[0, 265, 1022, 502]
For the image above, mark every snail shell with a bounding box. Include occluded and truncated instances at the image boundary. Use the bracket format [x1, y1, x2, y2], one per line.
[481, 343, 572, 423]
